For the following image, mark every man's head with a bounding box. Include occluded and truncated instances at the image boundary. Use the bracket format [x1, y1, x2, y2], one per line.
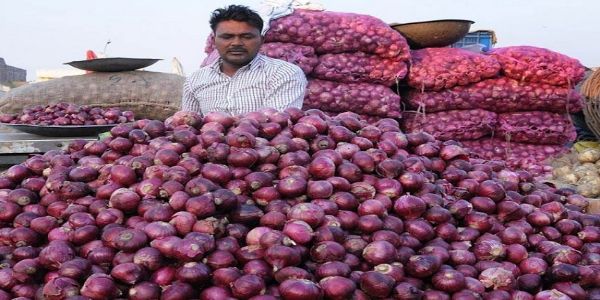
[210, 5, 263, 69]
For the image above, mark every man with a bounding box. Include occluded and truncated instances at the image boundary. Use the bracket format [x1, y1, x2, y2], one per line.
[182, 5, 307, 116]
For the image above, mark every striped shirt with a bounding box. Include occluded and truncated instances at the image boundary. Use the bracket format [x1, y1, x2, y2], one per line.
[181, 54, 307, 116]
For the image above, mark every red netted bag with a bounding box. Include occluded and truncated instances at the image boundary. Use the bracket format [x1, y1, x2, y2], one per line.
[403, 109, 497, 141]
[304, 79, 401, 117]
[490, 46, 586, 86]
[312, 52, 408, 86]
[408, 48, 501, 91]
[265, 9, 410, 60]
[461, 138, 568, 175]
[200, 43, 318, 74]
[260, 42, 319, 74]
[497, 111, 576, 145]
[406, 77, 583, 113]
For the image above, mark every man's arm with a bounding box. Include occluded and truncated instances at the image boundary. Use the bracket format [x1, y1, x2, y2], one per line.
[181, 78, 201, 113]
[264, 66, 308, 111]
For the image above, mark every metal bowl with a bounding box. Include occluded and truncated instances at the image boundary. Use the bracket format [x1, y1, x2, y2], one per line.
[390, 19, 474, 49]
[2, 123, 118, 137]
[65, 58, 161, 72]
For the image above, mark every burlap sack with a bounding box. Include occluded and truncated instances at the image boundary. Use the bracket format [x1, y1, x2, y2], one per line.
[0, 71, 184, 120]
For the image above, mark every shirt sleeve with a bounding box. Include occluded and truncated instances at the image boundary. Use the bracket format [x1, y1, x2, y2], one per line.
[181, 77, 201, 113]
[264, 65, 308, 111]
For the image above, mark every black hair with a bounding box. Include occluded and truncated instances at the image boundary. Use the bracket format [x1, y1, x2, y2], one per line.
[209, 5, 263, 33]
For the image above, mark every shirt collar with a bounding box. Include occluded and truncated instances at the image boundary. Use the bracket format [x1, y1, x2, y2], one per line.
[210, 54, 266, 73]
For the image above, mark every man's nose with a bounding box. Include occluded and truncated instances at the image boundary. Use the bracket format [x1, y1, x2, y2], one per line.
[231, 36, 243, 46]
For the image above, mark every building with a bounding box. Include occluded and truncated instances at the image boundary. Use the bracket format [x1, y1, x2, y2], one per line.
[0, 58, 26, 84]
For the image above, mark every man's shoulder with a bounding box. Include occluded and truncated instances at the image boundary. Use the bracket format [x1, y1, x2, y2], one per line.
[259, 55, 304, 76]
[186, 66, 214, 83]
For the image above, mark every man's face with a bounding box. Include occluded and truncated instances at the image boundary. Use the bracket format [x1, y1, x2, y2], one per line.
[213, 20, 262, 68]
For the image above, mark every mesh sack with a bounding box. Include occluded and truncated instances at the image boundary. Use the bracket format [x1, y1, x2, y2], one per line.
[265, 9, 410, 59]
[497, 111, 577, 145]
[461, 138, 568, 175]
[408, 48, 501, 91]
[406, 77, 583, 113]
[260, 42, 319, 74]
[490, 46, 586, 86]
[312, 52, 408, 86]
[403, 109, 497, 141]
[303, 79, 401, 117]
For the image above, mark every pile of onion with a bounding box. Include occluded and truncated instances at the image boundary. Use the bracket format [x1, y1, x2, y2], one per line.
[0, 102, 135, 126]
[0, 107, 597, 299]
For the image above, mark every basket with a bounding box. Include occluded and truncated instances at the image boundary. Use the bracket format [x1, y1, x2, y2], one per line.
[389, 19, 474, 49]
[581, 69, 600, 139]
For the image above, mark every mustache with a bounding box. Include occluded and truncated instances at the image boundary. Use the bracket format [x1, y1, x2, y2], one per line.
[227, 47, 247, 52]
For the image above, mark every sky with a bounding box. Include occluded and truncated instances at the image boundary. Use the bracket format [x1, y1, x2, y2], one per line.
[1, 0, 598, 81]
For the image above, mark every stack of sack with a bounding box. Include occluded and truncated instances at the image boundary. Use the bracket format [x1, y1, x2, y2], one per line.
[403, 47, 502, 141]
[203, 9, 411, 120]
[403, 46, 586, 175]
[266, 9, 410, 120]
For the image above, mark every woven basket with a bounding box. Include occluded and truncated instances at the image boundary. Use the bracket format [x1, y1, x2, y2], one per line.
[582, 69, 600, 139]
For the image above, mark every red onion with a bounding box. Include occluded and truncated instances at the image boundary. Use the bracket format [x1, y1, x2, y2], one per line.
[128, 281, 161, 300]
[479, 267, 515, 290]
[406, 255, 442, 278]
[393, 282, 423, 300]
[42, 276, 80, 300]
[80, 273, 119, 299]
[393, 195, 426, 220]
[432, 269, 466, 293]
[230, 274, 266, 299]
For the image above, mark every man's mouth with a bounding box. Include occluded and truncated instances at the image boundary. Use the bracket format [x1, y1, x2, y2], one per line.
[228, 49, 247, 54]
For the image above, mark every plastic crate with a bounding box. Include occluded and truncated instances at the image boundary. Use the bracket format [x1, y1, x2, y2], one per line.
[452, 30, 495, 50]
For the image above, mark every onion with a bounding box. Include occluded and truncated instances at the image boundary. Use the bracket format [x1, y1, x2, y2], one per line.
[479, 267, 515, 290]
[315, 261, 351, 279]
[320, 276, 356, 300]
[42, 276, 80, 300]
[129, 281, 161, 300]
[279, 278, 323, 300]
[80, 273, 119, 299]
[432, 269, 466, 293]
[162, 282, 195, 300]
[393, 195, 426, 220]
[230, 274, 266, 299]
[406, 255, 441, 278]
[287, 203, 325, 228]
[393, 282, 423, 300]
[176, 262, 211, 284]
[283, 220, 314, 245]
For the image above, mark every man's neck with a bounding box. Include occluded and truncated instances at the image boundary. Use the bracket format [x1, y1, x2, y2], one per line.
[220, 62, 241, 77]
